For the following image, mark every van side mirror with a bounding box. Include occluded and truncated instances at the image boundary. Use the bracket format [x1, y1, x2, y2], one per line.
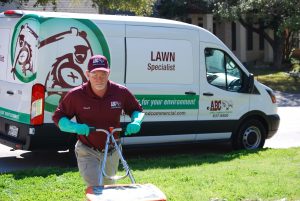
[247, 73, 254, 93]
[204, 49, 214, 57]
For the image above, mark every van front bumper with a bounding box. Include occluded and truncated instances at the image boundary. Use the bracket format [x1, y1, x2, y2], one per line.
[266, 114, 280, 139]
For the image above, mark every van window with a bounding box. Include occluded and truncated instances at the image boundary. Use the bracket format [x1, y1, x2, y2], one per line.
[205, 48, 243, 92]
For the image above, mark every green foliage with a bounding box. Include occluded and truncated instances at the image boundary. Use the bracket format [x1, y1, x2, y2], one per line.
[213, 0, 300, 69]
[156, 0, 188, 19]
[156, 0, 213, 20]
[292, 64, 300, 73]
[213, 0, 300, 43]
[251, 67, 300, 92]
[89, 0, 154, 16]
[213, 0, 300, 33]
[1, 0, 155, 16]
[290, 48, 300, 65]
[91, 0, 155, 16]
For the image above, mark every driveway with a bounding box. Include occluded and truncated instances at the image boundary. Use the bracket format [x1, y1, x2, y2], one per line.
[264, 106, 300, 148]
[274, 91, 300, 107]
[263, 91, 300, 148]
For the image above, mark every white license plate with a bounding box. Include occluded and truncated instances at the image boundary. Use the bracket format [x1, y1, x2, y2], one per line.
[8, 125, 19, 138]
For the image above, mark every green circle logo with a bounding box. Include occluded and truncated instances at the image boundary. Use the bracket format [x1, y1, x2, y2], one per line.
[11, 14, 110, 112]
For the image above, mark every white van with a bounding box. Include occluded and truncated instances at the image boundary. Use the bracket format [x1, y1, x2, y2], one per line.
[0, 10, 279, 151]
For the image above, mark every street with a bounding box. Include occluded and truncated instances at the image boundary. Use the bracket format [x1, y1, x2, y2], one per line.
[0, 106, 299, 173]
[264, 107, 300, 148]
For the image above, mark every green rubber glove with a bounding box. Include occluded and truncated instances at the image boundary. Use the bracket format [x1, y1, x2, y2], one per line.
[125, 111, 145, 136]
[58, 117, 90, 136]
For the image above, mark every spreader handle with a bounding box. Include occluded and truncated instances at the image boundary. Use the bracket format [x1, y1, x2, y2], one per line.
[95, 127, 136, 185]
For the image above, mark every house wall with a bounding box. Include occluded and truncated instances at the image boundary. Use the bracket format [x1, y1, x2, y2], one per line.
[0, 1, 21, 12]
[188, 13, 273, 64]
[1, 0, 97, 13]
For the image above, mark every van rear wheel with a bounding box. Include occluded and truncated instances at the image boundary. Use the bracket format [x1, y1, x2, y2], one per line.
[233, 119, 266, 150]
[67, 135, 77, 166]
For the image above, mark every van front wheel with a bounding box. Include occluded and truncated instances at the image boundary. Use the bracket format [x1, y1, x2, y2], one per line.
[233, 119, 266, 150]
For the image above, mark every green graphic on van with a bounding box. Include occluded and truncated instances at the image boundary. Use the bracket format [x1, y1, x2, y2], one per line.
[11, 18, 38, 83]
[11, 14, 110, 112]
[0, 107, 30, 124]
[135, 95, 199, 110]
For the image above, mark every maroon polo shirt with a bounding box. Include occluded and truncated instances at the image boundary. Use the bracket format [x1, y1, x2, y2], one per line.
[52, 80, 143, 150]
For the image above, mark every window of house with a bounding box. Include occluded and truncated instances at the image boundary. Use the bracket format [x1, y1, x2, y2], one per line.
[259, 27, 264, 50]
[205, 48, 244, 92]
[247, 28, 253, 50]
[213, 23, 217, 35]
[186, 18, 192, 24]
[231, 22, 236, 51]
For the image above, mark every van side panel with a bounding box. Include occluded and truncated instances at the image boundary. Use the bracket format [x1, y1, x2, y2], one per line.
[124, 25, 200, 144]
[32, 17, 111, 122]
[198, 42, 250, 121]
[0, 15, 115, 150]
[0, 28, 10, 81]
[0, 11, 279, 150]
[0, 17, 37, 124]
[94, 23, 126, 84]
[125, 25, 199, 120]
[0, 17, 34, 148]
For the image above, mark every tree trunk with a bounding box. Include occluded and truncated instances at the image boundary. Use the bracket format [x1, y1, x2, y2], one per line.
[96, 2, 104, 14]
[272, 32, 285, 69]
[98, 5, 104, 14]
[238, 19, 284, 69]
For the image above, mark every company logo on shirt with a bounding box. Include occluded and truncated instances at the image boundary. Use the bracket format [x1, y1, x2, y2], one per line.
[83, 106, 91, 110]
[0, 55, 4, 62]
[111, 101, 121, 109]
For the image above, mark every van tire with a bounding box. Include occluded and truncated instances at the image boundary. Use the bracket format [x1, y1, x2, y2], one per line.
[67, 136, 77, 166]
[233, 119, 266, 150]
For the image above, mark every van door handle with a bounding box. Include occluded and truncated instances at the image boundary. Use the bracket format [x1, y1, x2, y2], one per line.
[7, 90, 14, 95]
[185, 91, 196, 95]
[203, 92, 214, 96]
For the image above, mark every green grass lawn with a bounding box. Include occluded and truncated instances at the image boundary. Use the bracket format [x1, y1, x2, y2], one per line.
[248, 67, 300, 93]
[1, 147, 299, 201]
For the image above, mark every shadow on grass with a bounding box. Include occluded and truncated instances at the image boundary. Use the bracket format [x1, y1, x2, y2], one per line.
[3, 142, 270, 180]
[0, 149, 77, 180]
[123, 142, 270, 171]
[11, 167, 78, 180]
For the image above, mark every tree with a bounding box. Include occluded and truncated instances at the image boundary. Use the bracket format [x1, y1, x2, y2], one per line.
[156, 0, 212, 20]
[1, 0, 155, 16]
[213, 0, 300, 69]
[91, 0, 155, 16]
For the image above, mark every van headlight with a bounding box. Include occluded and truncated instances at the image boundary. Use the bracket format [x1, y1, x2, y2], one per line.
[266, 89, 276, 104]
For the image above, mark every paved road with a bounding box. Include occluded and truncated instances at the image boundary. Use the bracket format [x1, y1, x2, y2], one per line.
[263, 91, 300, 148]
[0, 92, 299, 172]
[264, 107, 300, 148]
[274, 91, 300, 107]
